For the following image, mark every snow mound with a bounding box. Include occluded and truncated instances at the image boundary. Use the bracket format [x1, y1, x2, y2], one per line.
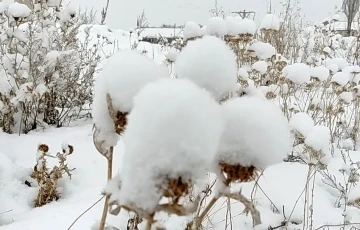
[225, 16, 241, 35]
[260, 14, 280, 31]
[8, 2, 31, 18]
[92, 50, 168, 147]
[117, 78, 224, 212]
[289, 112, 314, 137]
[217, 96, 291, 169]
[248, 41, 276, 60]
[325, 58, 349, 70]
[331, 72, 349, 86]
[175, 36, 237, 101]
[238, 68, 249, 80]
[206, 17, 227, 37]
[239, 18, 256, 35]
[311, 66, 330, 81]
[183, 21, 202, 40]
[252, 61, 268, 74]
[305, 126, 330, 152]
[283, 63, 311, 84]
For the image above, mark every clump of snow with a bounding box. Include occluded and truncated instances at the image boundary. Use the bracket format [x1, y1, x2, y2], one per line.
[305, 126, 330, 152]
[165, 48, 179, 62]
[311, 66, 330, 81]
[175, 36, 237, 101]
[289, 112, 314, 137]
[206, 17, 227, 37]
[252, 61, 268, 74]
[238, 68, 249, 80]
[323, 47, 332, 55]
[217, 96, 291, 169]
[283, 63, 311, 84]
[325, 58, 349, 70]
[239, 18, 256, 35]
[343, 65, 360, 74]
[117, 78, 224, 212]
[248, 41, 276, 60]
[92, 50, 168, 147]
[339, 92, 353, 103]
[183, 22, 202, 40]
[327, 64, 339, 73]
[260, 14, 280, 31]
[225, 16, 241, 35]
[332, 14, 341, 21]
[7, 2, 31, 18]
[331, 72, 349, 86]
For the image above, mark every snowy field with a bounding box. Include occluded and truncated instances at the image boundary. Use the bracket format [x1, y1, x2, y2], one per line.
[2, 0, 360, 230]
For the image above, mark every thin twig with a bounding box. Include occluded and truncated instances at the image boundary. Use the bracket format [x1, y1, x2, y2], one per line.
[67, 196, 105, 230]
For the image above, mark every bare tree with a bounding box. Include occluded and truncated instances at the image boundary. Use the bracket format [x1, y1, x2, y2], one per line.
[342, 0, 360, 36]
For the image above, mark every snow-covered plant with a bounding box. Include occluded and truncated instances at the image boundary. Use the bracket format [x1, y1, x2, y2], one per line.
[92, 49, 168, 230]
[174, 35, 237, 101]
[0, 0, 101, 134]
[105, 78, 224, 229]
[30, 142, 74, 207]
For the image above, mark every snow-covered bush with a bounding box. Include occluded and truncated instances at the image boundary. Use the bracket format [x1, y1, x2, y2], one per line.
[175, 35, 237, 101]
[217, 96, 291, 182]
[109, 78, 224, 215]
[0, 1, 100, 134]
[92, 49, 168, 149]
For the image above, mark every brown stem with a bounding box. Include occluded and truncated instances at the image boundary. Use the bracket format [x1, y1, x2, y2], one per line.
[99, 147, 113, 230]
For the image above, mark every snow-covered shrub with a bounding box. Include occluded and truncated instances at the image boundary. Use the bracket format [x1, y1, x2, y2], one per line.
[0, 1, 101, 134]
[175, 36, 237, 101]
[107, 78, 224, 218]
[92, 49, 168, 149]
[216, 96, 291, 183]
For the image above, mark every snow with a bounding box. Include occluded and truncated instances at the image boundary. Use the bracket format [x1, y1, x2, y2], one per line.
[225, 16, 241, 35]
[311, 66, 330, 81]
[323, 46, 332, 55]
[339, 92, 353, 103]
[304, 126, 330, 152]
[92, 49, 168, 147]
[248, 41, 276, 60]
[117, 78, 224, 212]
[206, 17, 227, 37]
[283, 63, 311, 84]
[325, 58, 349, 70]
[289, 112, 315, 137]
[238, 68, 249, 80]
[331, 72, 349, 86]
[183, 21, 202, 40]
[175, 36, 237, 101]
[165, 48, 178, 62]
[260, 14, 280, 31]
[239, 18, 256, 35]
[7, 2, 31, 18]
[217, 96, 291, 169]
[252, 60, 268, 74]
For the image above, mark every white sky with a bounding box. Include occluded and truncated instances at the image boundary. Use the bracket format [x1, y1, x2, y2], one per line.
[70, 0, 343, 30]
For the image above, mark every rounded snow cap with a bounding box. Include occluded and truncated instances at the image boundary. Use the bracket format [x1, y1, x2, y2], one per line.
[217, 96, 291, 169]
[175, 36, 237, 101]
[119, 78, 224, 212]
[92, 49, 168, 147]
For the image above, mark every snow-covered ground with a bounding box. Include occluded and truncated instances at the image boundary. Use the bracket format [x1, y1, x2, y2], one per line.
[2, 122, 360, 229]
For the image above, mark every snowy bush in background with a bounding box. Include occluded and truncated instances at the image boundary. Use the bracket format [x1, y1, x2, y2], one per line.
[0, 0, 100, 134]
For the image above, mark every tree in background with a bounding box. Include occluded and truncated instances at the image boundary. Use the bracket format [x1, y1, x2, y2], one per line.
[342, 0, 360, 36]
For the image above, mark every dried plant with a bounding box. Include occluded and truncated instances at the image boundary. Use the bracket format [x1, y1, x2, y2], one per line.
[30, 143, 75, 207]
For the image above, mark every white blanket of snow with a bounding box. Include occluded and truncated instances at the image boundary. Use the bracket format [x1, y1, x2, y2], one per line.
[1, 122, 360, 229]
